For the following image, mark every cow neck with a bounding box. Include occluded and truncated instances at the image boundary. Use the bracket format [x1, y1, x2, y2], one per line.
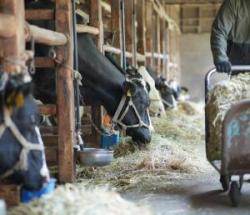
[78, 34, 125, 115]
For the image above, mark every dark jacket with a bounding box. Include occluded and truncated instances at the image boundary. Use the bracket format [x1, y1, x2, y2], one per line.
[211, 0, 250, 65]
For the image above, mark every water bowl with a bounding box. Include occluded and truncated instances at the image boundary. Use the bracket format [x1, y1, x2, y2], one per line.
[77, 148, 113, 167]
[21, 178, 56, 203]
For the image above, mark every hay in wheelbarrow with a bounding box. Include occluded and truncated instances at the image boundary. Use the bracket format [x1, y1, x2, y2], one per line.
[9, 184, 153, 215]
[77, 105, 210, 193]
[206, 73, 250, 161]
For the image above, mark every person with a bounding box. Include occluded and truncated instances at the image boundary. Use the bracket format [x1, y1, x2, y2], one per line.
[211, 0, 250, 73]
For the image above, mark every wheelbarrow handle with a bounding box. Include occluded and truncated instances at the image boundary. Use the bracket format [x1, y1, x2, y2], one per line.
[205, 66, 250, 103]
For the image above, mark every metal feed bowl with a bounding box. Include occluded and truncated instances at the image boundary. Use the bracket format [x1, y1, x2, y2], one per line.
[77, 148, 113, 167]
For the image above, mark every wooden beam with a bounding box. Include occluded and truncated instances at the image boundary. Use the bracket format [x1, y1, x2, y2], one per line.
[77, 24, 100, 35]
[25, 9, 54, 20]
[0, 184, 20, 207]
[0, 14, 16, 38]
[111, 0, 120, 48]
[26, 24, 68, 46]
[90, 0, 104, 51]
[104, 45, 145, 62]
[89, 0, 103, 148]
[137, 0, 146, 65]
[164, 0, 222, 4]
[35, 57, 55, 68]
[125, 0, 133, 65]
[1, 0, 26, 74]
[55, 0, 75, 183]
[145, 1, 153, 67]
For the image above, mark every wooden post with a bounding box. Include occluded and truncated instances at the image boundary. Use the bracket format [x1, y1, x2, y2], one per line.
[125, 0, 135, 66]
[111, 0, 120, 49]
[145, 1, 153, 67]
[1, 0, 26, 74]
[156, 15, 161, 74]
[90, 0, 104, 52]
[137, 0, 146, 66]
[55, 0, 75, 183]
[89, 0, 103, 148]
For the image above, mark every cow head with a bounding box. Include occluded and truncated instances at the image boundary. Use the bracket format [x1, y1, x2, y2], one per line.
[155, 76, 177, 109]
[112, 67, 152, 144]
[0, 72, 49, 190]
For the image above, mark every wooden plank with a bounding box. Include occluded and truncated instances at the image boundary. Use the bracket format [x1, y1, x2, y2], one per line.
[90, 0, 104, 51]
[26, 24, 68, 46]
[0, 184, 20, 207]
[164, 0, 222, 4]
[25, 9, 54, 20]
[35, 57, 55, 68]
[156, 15, 161, 74]
[125, 0, 133, 65]
[0, 14, 16, 38]
[136, 0, 146, 66]
[38, 104, 57, 115]
[55, 0, 75, 183]
[45, 147, 58, 166]
[145, 1, 153, 67]
[88, 0, 103, 148]
[77, 24, 100, 35]
[103, 45, 145, 61]
[1, 0, 26, 74]
[111, 0, 120, 49]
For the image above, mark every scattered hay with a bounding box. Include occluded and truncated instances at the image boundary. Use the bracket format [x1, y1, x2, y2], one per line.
[77, 104, 210, 193]
[178, 101, 204, 116]
[206, 73, 250, 161]
[9, 184, 153, 215]
[113, 138, 141, 158]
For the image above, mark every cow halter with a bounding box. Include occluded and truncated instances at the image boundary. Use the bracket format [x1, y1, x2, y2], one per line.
[112, 93, 152, 131]
[0, 107, 44, 180]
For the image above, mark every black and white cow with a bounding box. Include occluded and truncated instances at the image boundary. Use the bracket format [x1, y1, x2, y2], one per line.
[0, 72, 49, 190]
[146, 66, 188, 109]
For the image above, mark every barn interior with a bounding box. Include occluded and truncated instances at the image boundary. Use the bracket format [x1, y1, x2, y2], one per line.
[1, 0, 250, 214]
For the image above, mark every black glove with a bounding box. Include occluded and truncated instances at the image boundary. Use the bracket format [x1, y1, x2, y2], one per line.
[215, 61, 232, 73]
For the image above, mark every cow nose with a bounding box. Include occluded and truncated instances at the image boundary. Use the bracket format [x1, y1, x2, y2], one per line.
[43, 175, 49, 184]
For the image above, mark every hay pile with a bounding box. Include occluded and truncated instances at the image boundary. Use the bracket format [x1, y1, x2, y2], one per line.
[206, 73, 250, 161]
[77, 104, 210, 193]
[9, 184, 152, 215]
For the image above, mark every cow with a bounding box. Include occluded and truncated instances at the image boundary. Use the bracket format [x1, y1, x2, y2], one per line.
[146, 66, 189, 109]
[0, 71, 50, 190]
[137, 66, 165, 117]
[26, 0, 152, 144]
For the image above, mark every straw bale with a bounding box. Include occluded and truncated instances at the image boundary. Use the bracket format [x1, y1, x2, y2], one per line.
[206, 73, 250, 161]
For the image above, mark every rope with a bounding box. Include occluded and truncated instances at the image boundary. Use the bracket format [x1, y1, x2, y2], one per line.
[0, 107, 44, 180]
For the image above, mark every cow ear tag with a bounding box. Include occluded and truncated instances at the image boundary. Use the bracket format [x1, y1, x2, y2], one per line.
[127, 90, 132, 97]
[15, 92, 24, 107]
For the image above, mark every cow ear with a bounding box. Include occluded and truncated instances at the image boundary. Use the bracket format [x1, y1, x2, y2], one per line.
[146, 82, 151, 92]
[123, 81, 137, 97]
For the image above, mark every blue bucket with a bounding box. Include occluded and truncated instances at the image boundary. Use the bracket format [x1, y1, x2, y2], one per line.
[21, 178, 56, 203]
[101, 132, 120, 149]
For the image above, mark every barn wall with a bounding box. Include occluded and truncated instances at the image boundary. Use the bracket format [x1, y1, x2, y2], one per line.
[180, 33, 213, 101]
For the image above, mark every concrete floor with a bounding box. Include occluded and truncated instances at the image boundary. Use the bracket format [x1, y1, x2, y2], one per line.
[122, 150, 250, 215]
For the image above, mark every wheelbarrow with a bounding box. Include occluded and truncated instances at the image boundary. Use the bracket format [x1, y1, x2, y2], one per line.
[205, 65, 250, 207]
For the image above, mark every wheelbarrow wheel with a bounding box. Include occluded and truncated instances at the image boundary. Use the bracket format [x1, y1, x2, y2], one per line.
[220, 175, 229, 191]
[229, 181, 240, 207]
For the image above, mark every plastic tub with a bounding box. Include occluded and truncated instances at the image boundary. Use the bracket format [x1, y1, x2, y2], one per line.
[21, 178, 56, 203]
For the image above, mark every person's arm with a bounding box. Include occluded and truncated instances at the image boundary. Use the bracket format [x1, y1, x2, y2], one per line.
[211, 0, 236, 65]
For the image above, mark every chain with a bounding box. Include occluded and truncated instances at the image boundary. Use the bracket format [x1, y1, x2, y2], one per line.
[85, 113, 116, 137]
